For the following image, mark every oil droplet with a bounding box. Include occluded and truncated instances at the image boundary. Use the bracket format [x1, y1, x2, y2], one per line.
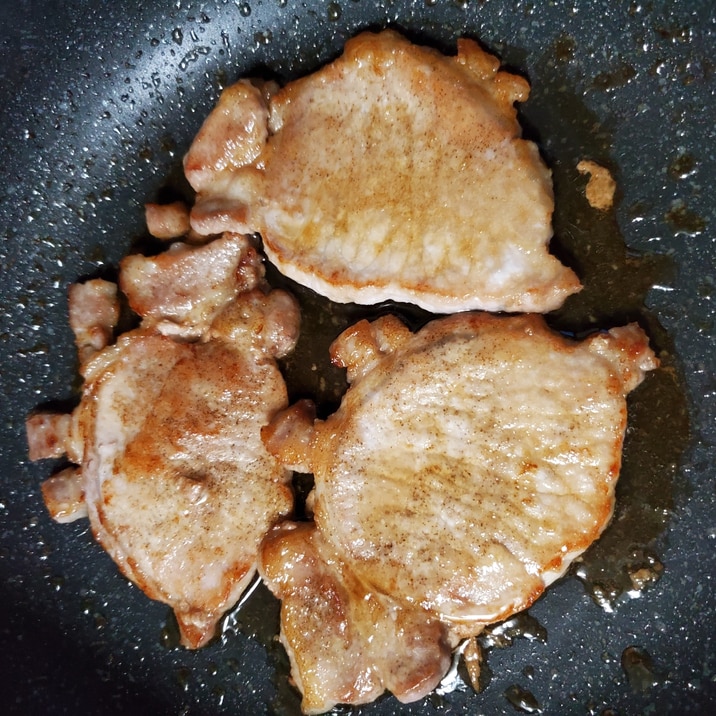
[211, 685, 226, 706]
[553, 34, 576, 64]
[428, 692, 447, 709]
[505, 684, 542, 713]
[425, 0, 438, 6]
[254, 30, 273, 45]
[621, 646, 661, 693]
[480, 612, 547, 649]
[668, 152, 697, 180]
[172, 28, 183, 45]
[665, 200, 706, 236]
[93, 611, 108, 629]
[327, 2, 341, 21]
[175, 665, 192, 692]
[238, 2, 251, 16]
[572, 567, 618, 612]
[226, 657, 241, 674]
[48, 574, 65, 591]
[591, 62, 637, 91]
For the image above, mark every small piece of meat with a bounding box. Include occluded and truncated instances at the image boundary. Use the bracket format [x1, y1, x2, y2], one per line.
[77, 329, 293, 647]
[259, 521, 453, 715]
[41, 467, 87, 523]
[261, 399, 317, 473]
[26, 412, 73, 461]
[208, 286, 301, 360]
[119, 232, 264, 340]
[185, 30, 581, 314]
[264, 313, 658, 641]
[144, 201, 191, 239]
[68, 279, 120, 363]
[577, 160, 617, 211]
[462, 637, 485, 693]
[184, 80, 272, 193]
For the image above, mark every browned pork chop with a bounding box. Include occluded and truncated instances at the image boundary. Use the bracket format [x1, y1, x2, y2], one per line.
[28, 233, 300, 648]
[184, 30, 580, 313]
[259, 521, 452, 715]
[261, 312, 657, 707]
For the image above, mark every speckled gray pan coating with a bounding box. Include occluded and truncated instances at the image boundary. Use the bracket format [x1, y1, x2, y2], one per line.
[1, 1, 714, 714]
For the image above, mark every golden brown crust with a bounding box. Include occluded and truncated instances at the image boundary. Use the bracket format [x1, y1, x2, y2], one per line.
[186, 30, 581, 313]
[267, 312, 657, 636]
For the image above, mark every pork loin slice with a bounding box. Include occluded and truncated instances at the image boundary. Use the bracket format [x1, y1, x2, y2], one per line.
[259, 520, 453, 715]
[264, 313, 658, 645]
[29, 233, 300, 649]
[76, 311, 296, 648]
[184, 30, 581, 313]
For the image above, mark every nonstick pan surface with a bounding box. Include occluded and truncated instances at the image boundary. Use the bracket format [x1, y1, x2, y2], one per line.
[1, 1, 714, 714]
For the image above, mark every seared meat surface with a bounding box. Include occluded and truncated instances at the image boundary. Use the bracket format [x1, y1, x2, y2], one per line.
[68, 278, 120, 364]
[144, 200, 191, 239]
[184, 30, 580, 313]
[28, 234, 300, 648]
[261, 312, 657, 706]
[259, 521, 452, 715]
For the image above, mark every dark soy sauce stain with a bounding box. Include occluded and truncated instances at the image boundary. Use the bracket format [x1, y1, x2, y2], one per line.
[552, 34, 576, 65]
[590, 62, 637, 92]
[668, 152, 697, 180]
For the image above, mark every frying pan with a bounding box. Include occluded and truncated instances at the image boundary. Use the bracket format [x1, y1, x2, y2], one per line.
[1, 1, 714, 713]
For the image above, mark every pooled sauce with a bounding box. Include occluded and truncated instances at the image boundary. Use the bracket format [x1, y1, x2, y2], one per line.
[480, 613, 548, 650]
